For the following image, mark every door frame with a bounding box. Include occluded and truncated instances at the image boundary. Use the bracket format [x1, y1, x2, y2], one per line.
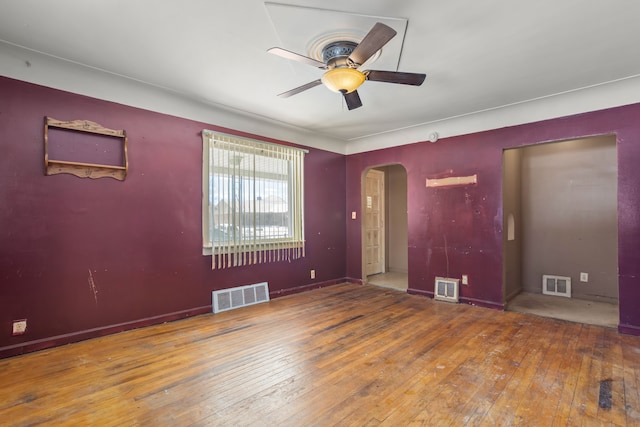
[361, 163, 408, 284]
[502, 135, 619, 313]
[363, 168, 385, 278]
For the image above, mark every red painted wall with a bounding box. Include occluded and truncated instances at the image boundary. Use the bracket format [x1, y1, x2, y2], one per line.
[0, 77, 347, 357]
[346, 103, 640, 335]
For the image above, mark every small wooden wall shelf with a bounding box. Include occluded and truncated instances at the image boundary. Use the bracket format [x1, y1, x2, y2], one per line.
[44, 117, 128, 180]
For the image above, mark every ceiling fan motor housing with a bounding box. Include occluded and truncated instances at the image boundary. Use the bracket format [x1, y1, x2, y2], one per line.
[320, 41, 365, 94]
[322, 41, 358, 69]
[269, 22, 425, 110]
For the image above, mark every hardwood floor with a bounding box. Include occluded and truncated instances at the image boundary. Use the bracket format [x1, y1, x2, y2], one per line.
[2, 283, 640, 426]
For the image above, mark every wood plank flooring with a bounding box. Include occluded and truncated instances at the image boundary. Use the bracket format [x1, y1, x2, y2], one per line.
[1, 283, 640, 426]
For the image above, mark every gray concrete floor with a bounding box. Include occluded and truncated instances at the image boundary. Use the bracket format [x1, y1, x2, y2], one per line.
[507, 292, 619, 328]
[366, 274, 618, 328]
[367, 272, 408, 291]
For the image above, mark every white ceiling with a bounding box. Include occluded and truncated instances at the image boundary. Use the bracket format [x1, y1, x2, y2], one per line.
[1, 1, 640, 153]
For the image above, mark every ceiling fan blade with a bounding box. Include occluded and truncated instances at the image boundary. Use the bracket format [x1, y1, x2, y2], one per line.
[365, 70, 426, 86]
[267, 47, 326, 69]
[349, 23, 397, 66]
[277, 79, 323, 98]
[343, 90, 363, 110]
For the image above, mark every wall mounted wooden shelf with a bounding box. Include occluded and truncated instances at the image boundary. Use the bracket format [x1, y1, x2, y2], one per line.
[44, 117, 128, 180]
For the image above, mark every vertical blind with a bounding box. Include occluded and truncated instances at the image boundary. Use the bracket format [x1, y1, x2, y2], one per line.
[202, 131, 305, 269]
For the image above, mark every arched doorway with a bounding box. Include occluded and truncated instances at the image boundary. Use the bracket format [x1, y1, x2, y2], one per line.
[362, 164, 408, 291]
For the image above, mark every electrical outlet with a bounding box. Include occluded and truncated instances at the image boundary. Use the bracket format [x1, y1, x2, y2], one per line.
[580, 272, 588, 282]
[12, 319, 27, 336]
[310, 269, 316, 279]
[462, 275, 469, 285]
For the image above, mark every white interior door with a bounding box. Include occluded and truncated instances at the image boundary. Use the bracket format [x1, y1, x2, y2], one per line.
[365, 169, 385, 276]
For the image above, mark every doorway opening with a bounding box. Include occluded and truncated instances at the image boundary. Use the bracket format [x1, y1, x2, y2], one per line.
[362, 165, 408, 292]
[502, 135, 619, 328]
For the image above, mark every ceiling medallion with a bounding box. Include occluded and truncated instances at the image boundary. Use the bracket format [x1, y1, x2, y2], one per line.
[307, 30, 381, 66]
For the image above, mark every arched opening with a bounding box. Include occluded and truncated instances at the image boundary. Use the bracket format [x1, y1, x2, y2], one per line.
[362, 164, 408, 291]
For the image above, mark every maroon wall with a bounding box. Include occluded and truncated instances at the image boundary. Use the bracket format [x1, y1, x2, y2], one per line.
[0, 77, 347, 357]
[3, 74, 640, 359]
[346, 103, 640, 335]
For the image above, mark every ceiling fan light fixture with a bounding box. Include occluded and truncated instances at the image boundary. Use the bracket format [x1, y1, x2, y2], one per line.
[321, 68, 366, 93]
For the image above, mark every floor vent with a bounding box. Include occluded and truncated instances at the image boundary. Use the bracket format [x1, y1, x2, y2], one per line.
[434, 277, 459, 303]
[542, 275, 571, 298]
[212, 282, 270, 313]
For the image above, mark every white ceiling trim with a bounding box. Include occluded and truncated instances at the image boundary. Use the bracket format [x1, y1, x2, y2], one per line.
[345, 74, 640, 154]
[2, 1, 640, 145]
[0, 41, 346, 154]
[2, 41, 639, 156]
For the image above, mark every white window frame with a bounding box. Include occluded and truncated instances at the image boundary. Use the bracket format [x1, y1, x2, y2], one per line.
[202, 131, 306, 269]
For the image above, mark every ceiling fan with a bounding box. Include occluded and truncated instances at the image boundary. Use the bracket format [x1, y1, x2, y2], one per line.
[268, 22, 426, 110]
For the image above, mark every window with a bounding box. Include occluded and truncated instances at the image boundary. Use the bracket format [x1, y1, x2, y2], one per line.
[202, 131, 306, 269]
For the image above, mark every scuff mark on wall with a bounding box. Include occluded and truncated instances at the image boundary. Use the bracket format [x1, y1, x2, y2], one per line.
[443, 234, 450, 277]
[88, 269, 98, 304]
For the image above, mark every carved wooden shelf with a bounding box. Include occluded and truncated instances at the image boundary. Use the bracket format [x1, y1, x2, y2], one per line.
[44, 117, 128, 180]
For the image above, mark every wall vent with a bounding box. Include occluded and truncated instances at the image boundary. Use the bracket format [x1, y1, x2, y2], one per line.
[434, 277, 459, 303]
[212, 282, 270, 313]
[542, 275, 571, 298]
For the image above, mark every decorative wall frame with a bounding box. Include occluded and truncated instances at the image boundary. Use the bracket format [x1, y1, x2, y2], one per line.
[44, 116, 128, 180]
